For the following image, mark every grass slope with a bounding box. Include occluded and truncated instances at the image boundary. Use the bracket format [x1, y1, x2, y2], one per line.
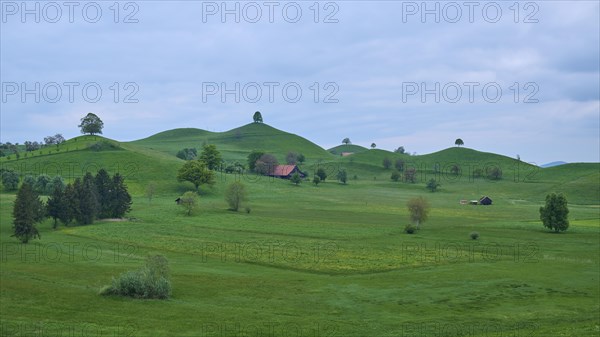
[328, 144, 369, 155]
[131, 123, 334, 164]
[0, 125, 598, 336]
[1, 174, 598, 336]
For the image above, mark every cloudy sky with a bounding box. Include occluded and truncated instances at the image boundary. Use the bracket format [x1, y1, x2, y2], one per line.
[1, 1, 599, 164]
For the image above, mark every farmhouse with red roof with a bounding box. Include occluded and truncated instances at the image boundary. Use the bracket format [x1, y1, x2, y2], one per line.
[268, 165, 306, 179]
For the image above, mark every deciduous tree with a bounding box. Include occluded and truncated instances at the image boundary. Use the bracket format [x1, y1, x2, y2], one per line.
[253, 111, 263, 123]
[255, 154, 278, 175]
[316, 168, 327, 182]
[407, 197, 430, 229]
[540, 193, 569, 232]
[1, 170, 19, 191]
[79, 113, 104, 135]
[177, 160, 216, 191]
[247, 150, 265, 171]
[383, 157, 392, 169]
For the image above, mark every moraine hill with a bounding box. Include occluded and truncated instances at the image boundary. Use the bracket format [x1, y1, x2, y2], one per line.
[0, 123, 598, 203]
[130, 123, 334, 163]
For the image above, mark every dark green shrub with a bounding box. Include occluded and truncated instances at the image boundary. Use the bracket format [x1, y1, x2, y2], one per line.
[100, 255, 171, 299]
[404, 224, 416, 234]
[470, 232, 480, 240]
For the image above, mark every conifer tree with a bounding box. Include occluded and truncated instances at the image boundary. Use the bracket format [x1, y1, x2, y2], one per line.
[12, 183, 45, 243]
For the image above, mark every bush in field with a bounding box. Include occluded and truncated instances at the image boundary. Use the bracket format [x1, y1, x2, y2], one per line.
[225, 181, 247, 211]
[404, 224, 416, 234]
[315, 168, 327, 182]
[100, 255, 171, 299]
[337, 169, 347, 184]
[290, 172, 301, 185]
[179, 191, 198, 216]
[470, 232, 480, 240]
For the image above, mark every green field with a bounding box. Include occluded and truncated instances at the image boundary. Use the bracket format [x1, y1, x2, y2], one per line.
[1, 123, 599, 337]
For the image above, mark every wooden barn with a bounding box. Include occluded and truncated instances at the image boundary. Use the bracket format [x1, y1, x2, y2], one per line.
[269, 165, 306, 179]
[479, 196, 493, 205]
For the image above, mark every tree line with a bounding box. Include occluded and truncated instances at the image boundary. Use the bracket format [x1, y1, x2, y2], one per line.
[12, 169, 132, 243]
[0, 134, 66, 158]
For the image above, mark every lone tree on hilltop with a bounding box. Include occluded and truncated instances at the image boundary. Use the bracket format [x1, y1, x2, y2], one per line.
[253, 111, 263, 123]
[540, 193, 569, 233]
[371, 143, 376, 149]
[342, 138, 351, 145]
[455, 138, 464, 147]
[79, 113, 104, 136]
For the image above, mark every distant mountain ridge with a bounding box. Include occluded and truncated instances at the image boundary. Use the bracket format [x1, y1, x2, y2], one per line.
[540, 161, 568, 168]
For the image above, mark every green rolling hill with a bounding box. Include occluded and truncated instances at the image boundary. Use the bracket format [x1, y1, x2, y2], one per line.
[131, 123, 334, 163]
[1, 122, 599, 337]
[1, 123, 598, 204]
[328, 144, 369, 155]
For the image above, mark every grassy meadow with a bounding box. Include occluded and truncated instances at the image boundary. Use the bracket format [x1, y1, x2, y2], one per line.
[1, 123, 599, 336]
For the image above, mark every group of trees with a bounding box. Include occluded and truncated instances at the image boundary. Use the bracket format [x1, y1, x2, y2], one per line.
[403, 192, 569, 234]
[12, 169, 132, 243]
[1, 170, 65, 194]
[247, 151, 277, 175]
[0, 134, 66, 158]
[383, 158, 405, 171]
[176, 144, 223, 191]
[2, 112, 104, 159]
[176, 144, 222, 191]
[394, 146, 405, 154]
[285, 152, 305, 165]
[176, 148, 197, 161]
[45, 169, 132, 228]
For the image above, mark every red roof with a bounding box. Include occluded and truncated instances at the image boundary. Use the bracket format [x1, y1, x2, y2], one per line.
[272, 165, 297, 176]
